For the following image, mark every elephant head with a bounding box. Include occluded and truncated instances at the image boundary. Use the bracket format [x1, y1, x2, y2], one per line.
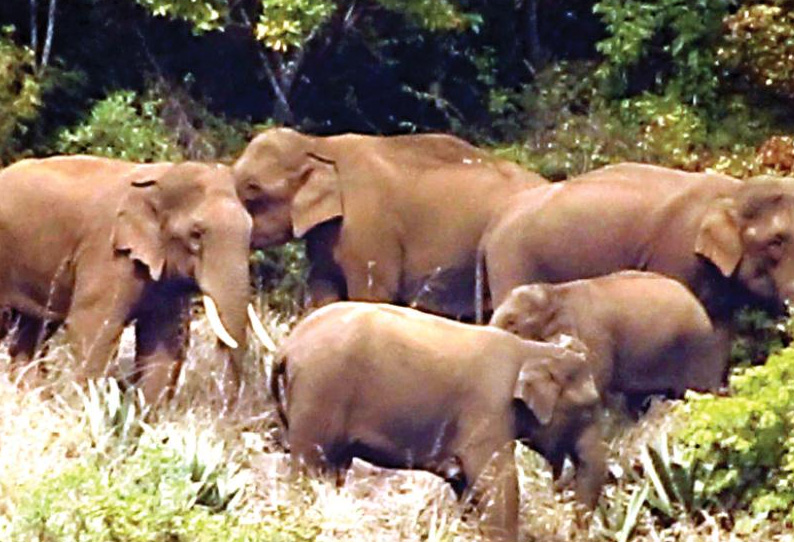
[696, 178, 794, 310]
[232, 127, 341, 248]
[112, 162, 259, 383]
[490, 284, 558, 341]
[512, 342, 598, 427]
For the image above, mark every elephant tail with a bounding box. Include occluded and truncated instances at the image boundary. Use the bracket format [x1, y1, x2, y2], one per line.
[475, 245, 488, 324]
[269, 353, 289, 431]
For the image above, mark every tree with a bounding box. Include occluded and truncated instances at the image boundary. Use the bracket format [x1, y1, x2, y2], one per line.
[133, 0, 474, 125]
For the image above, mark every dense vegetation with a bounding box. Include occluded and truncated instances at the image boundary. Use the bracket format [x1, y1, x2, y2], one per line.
[3, 1, 794, 540]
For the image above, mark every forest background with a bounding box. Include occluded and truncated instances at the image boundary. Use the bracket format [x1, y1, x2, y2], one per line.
[4, 1, 794, 540]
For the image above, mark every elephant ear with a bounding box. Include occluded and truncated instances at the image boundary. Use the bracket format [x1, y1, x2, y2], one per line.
[695, 199, 743, 276]
[291, 156, 342, 238]
[112, 179, 165, 281]
[514, 361, 561, 426]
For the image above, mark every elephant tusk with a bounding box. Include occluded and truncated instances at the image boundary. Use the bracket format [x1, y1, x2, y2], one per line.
[248, 304, 278, 352]
[203, 295, 239, 349]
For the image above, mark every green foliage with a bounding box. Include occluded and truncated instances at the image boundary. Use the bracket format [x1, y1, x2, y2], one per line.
[675, 346, 794, 520]
[635, 433, 714, 518]
[255, 0, 335, 51]
[10, 441, 289, 542]
[251, 242, 309, 315]
[376, 0, 476, 31]
[56, 90, 183, 161]
[731, 308, 789, 366]
[134, 0, 227, 32]
[77, 378, 151, 455]
[594, 0, 730, 105]
[0, 28, 44, 164]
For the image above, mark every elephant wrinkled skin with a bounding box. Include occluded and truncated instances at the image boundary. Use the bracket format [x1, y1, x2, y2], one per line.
[491, 272, 728, 404]
[233, 128, 547, 318]
[480, 163, 794, 331]
[0, 156, 253, 403]
[271, 302, 604, 542]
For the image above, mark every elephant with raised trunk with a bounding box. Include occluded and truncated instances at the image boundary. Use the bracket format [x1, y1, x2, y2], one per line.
[0, 155, 270, 404]
[233, 128, 547, 318]
[479, 163, 794, 339]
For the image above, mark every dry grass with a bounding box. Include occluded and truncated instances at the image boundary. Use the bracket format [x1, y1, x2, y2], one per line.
[0, 308, 787, 541]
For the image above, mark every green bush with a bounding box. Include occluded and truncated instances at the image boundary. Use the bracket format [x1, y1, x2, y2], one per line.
[0, 28, 45, 164]
[251, 242, 310, 315]
[675, 346, 794, 521]
[11, 437, 296, 542]
[56, 89, 183, 161]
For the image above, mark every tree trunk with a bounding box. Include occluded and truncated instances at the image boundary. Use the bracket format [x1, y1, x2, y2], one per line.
[30, 0, 38, 66]
[523, 0, 542, 69]
[41, 0, 56, 68]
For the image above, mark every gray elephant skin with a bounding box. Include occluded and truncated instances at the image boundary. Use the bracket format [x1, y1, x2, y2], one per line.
[271, 302, 605, 542]
[490, 272, 727, 405]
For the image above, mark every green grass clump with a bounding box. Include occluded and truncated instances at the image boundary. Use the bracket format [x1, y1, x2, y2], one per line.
[10, 436, 297, 542]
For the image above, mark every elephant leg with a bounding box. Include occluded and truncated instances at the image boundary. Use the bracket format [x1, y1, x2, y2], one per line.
[9, 316, 62, 385]
[336, 237, 401, 303]
[133, 294, 190, 406]
[9, 315, 60, 363]
[64, 273, 140, 385]
[463, 442, 519, 542]
[571, 423, 606, 508]
[8, 315, 47, 386]
[8, 315, 42, 364]
[482, 241, 539, 310]
[305, 220, 346, 307]
[0, 308, 15, 342]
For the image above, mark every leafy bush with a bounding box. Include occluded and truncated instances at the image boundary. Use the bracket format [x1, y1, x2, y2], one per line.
[593, 0, 728, 105]
[0, 28, 44, 164]
[11, 444, 290, 542]
[56, 82, 252, 163]
[56, 89, 183, 161]
[251, 242, 310, 315]
[674, 346, 794, 521]
[9, 413, 300, 542]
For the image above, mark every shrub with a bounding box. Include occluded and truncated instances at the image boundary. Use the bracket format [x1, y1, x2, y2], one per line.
[10, 431, 295, 542]
[56, 89, 183, 161]
[0, 28, 45, 164]
[250, 242, 310, 316]
[674, 346, 794, 521]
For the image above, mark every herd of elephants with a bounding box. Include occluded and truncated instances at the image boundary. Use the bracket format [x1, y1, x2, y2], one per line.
[2, 127, 794, 540]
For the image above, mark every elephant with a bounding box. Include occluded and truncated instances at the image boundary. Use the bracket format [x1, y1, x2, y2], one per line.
[271, 302, 605, 542]
[0, 155, 271, 403]
[232, 127, 547, 318]
[490, 272, 727, 407]
[479, 163, 794, 340]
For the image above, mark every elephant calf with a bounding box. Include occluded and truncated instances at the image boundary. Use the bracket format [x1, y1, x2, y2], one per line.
[271, 302, 605, 542]
[490, 272, 727, 405]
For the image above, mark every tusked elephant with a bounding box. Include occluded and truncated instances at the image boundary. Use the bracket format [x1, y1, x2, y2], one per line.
[271, 302, 604, 542]
[479, 163, 794, 337]
[490, 272, 727, 407]
[232, 128, 547, 318]
[0, 155, 272, 404]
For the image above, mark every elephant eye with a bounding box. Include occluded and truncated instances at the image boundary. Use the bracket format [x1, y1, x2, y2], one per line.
[188, 227, 204, 253]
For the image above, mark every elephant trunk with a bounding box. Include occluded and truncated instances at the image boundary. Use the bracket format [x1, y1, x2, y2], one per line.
[197, 241, 251, 402]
